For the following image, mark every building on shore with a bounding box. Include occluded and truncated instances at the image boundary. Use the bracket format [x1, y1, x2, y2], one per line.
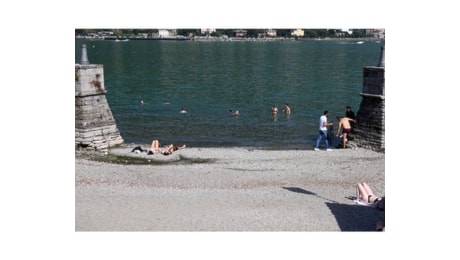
[291, 29, 304, 37]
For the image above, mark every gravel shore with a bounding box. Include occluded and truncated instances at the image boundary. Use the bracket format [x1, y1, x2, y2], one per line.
[75, 146, 384, 231]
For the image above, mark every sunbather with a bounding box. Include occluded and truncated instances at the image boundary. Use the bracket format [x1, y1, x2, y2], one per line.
[148, 140, 186, 155]
[355, 182, 383, 206]
[354, 182, 385, 231]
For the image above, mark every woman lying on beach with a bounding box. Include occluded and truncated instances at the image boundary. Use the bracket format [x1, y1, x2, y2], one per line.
[147, 140, 186, 155]
[355, 182, 384, 207]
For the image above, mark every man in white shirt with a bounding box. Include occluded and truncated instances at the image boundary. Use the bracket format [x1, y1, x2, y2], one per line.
[314, 110, 333, 151]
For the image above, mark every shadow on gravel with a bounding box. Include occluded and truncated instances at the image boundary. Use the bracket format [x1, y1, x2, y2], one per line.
[282, 187, 337, 203]
[282, 187, 385, 231]
[326, 202, 385, 231]
[282, 187, 316, 195]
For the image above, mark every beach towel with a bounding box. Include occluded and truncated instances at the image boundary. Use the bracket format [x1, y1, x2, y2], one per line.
[353, 199, 374, 207]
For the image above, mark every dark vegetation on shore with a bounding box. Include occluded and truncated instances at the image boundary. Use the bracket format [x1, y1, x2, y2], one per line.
[76, 149, 214, 165]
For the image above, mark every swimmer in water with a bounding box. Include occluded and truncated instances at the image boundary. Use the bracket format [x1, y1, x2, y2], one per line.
[272, 104, 278, 114]
[284, 103, 291, 114]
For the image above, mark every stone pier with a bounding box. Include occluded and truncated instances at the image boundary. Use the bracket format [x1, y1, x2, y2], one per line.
[75, 44, 124, 151]
[353, 46, 385, 153]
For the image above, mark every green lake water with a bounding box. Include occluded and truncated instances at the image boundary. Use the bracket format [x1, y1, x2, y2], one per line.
[75, 39, 383, 149]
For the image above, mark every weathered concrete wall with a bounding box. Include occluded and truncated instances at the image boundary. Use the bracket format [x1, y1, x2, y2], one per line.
[75, 64, 105, 96]
[75, 64, 123, 151]
[353, 66, 385, 153]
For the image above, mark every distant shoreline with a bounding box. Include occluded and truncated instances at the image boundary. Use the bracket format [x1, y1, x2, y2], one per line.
[76, 36, 384, 43]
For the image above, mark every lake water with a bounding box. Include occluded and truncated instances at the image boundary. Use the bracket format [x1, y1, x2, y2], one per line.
[75, 39, 384, 149]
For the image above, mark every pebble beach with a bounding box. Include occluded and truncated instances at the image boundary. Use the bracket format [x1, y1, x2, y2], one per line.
[75, 145, 385, 231]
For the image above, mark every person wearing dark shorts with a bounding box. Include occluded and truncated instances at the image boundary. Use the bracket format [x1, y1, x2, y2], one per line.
[336, 116, 356, 148]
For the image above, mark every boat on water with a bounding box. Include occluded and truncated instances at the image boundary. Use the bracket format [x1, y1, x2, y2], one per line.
[115, 39, 130, 42]
[356, 41, 364, 44]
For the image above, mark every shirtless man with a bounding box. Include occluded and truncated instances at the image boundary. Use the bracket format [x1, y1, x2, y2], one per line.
[283, 103, 291, 115]
[336, 116, 356, 148]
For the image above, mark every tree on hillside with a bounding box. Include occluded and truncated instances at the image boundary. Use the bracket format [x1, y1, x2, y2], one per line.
[351, 29, 365, 38]
[176, 29, 199, 37]
[275, 29, 291, 37]
[246, 29, 265, 38]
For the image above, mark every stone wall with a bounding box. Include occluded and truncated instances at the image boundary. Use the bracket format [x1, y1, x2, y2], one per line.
[75, 64, 105, 96]
[75, 64, 123, 151]
[353, 66, 385, 153]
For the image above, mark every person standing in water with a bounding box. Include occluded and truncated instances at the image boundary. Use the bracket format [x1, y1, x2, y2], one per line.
[345, 106, 356, 132]
[345, 106, 355, 120]
[272, 104, 278, 114]
[284, 103, 291, 115]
